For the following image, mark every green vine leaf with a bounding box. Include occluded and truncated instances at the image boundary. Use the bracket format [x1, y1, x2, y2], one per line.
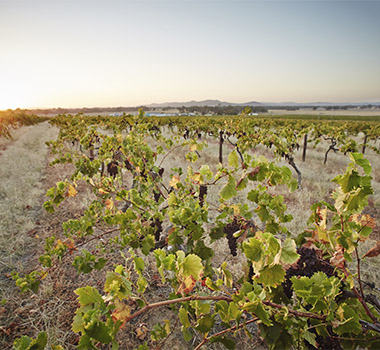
[243, 238, 263, 266]
[228, 149, 239, 168]
[13, 332, 47, 350]
[181, 253, 204, 280]
[220, 175, 237, 201]
[280, 238, 300, 264]
[75, 286, 104, 306]
[255, 264, 285, 287]
[85, 322, 112, 344]
[178, 307, 191, 328]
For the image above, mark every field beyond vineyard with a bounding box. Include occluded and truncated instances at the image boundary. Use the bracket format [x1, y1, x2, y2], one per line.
[1, 114, 380, 350]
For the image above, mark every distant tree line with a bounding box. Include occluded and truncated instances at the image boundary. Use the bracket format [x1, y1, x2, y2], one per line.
[177, 105, 268, 115]
[311, 104, 377, 111]
[26, 107, 138, 115]
[19, 104, 378, 117]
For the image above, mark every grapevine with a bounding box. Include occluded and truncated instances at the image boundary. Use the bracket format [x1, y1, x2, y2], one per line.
[0, 110, 47, 139]
[7, 113, 380, 350]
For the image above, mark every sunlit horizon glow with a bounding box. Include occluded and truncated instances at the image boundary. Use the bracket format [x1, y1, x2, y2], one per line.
[1, 0, 380, 110]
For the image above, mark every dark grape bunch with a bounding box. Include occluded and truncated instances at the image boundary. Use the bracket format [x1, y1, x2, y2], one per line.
[150, 218, 163, 242]
[313, 332, 343, 350]
[153, 190, 161, 203]
[107, 160, 119, 178]
[248, 262, 254, 282]
[199, 185, 207, 207]
[283, 246, 336, 299]
[282, 247, 343, 350]
[223, 218, 243, 256]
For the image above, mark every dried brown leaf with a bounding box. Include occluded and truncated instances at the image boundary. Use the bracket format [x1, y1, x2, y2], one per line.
[350, 214, 376, 228]
[135, 323, 149, 340]
[363, 241, 380, 259]
[330, 247, 345, 269]
[248, 166, 260, 177]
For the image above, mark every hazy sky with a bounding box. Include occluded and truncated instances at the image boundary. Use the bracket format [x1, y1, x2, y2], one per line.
[1, 0, 379, 109]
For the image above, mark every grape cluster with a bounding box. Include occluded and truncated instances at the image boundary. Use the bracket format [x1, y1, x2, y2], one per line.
[150, 218, 163, 242]
[199, 185, 207, 207]
[107, 160, 119, 178]
[153, 190, 161, 203]
[312, 332, 343, 350]
[282, 247, 344, 349]
[124, 159, 134, 171]
[223, 218, 243, 257]
[248, 262, 254, 282]
[283, 246, 335, 299]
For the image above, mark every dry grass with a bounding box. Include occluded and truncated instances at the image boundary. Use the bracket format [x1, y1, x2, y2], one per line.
[0, 122, 60, 348]
[0, 122, 58, 272]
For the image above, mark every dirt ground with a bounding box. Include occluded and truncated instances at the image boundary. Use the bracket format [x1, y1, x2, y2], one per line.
[0, 121, 379, 349]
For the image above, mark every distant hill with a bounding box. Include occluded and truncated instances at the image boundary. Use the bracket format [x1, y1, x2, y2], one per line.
[146, 100, 234, 108]
[262, 101, 380, 107]
[145, 99, 380, 108]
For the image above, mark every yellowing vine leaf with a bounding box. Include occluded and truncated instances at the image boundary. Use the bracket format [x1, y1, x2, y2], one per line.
[67, 184, 77, 197]
[192, 172, 201, 184]
[105, 199, 114, 210]
[169, 175, 181, 189]
[315, 226, 329, 243]
[111, 300, 131, 328]
[177, 275, 196, 295]
[230, 204, 240, 216]
[116, 133, 123, 143]
[55, 239, 65, 250]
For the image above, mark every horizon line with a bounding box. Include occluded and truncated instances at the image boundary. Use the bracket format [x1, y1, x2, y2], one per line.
[4, 99, 380, 111]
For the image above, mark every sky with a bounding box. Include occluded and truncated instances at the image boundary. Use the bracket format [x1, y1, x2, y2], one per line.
[0, 0, 380, 109]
